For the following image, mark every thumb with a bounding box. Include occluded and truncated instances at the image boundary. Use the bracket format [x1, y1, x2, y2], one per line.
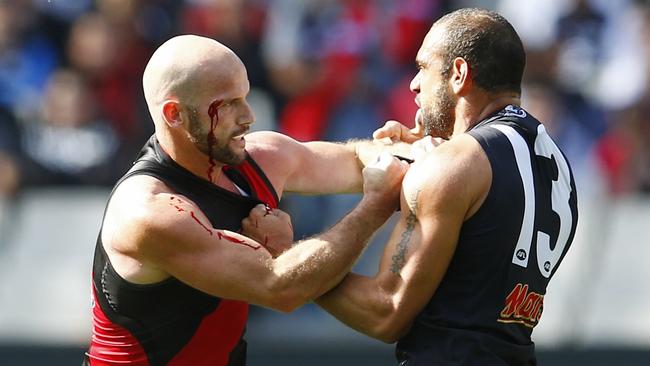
[372, 127, 391, 140]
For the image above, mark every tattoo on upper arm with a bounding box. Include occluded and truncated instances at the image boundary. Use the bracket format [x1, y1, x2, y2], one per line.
[390, 188, 421, 274]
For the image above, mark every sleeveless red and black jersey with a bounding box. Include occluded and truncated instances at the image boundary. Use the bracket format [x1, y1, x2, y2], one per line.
[86, 135, 279, 366]
[396, 105, 579, 365]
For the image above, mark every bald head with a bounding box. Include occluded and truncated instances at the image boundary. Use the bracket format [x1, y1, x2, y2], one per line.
[143, 35, 245, 125]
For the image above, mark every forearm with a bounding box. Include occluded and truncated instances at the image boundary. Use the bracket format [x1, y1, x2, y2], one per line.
[316, 273, 395, 340]
[286, 141, 362, 194]
[270, 196, 394, 308]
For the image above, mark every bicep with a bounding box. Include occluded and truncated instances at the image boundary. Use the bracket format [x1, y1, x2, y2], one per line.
[138, 198, 276, 304]
[247, 132, 362, 194]
[284, 141, 361, 194]
[374, 166, 467, 329]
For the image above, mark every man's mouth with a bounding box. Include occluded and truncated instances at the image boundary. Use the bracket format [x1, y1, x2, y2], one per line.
[231, 128, 249, 140]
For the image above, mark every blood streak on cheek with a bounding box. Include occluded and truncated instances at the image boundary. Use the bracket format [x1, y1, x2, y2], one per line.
[206, 100, 222, 182]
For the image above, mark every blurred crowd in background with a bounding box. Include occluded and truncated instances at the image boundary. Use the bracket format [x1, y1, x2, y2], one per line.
[0, 0, 649, 235]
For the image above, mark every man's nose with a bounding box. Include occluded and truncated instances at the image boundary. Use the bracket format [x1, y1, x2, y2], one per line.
[410, 71, 422, 94]
[239, 101, 255, 125]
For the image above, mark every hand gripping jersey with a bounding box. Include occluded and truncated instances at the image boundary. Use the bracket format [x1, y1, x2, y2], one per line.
[396, 105, 578, 366]
[85, 136, 279, 366]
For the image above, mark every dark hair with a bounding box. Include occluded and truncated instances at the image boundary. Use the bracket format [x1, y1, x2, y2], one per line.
[435, 8, 525, 94]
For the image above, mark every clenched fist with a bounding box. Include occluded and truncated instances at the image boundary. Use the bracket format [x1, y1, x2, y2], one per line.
[362, 151, 409, 211]
[242, 204, 294, 257]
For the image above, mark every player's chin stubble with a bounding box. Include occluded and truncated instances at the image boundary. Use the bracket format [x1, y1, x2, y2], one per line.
[422, 84, 455, 139]
[187, 113, 244, 165]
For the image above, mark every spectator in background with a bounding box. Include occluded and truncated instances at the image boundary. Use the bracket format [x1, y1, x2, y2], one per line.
[551, 0, 609, 142]
[635, 2, 650, 193]
[264, 0, 407, 142]
[382, 0, 446, 126]
[0, 0, 58, 118]
[66, 10, 153, 156]
[594, 94, 650, 195]
[633, 107, 650, 193]
[554, 0, 606, 95]
[594, 1, 650, 197]
[0, 106, 21, 196]
[17, 68, 121, 187]
[522, 81, 605, 197]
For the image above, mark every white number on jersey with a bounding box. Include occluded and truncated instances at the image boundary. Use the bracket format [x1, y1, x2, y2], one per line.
[490, 124, 574, 278]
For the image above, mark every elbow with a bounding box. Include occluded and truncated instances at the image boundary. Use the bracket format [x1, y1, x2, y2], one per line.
[373, 326, 407, 344]
[369, 310, 412, 344]
[262, 274, 310, 313]
[267, 293, 303, 313]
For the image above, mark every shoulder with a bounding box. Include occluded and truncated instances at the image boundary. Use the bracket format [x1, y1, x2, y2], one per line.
[244, 131, 302, 169]
[103, 175, 198, 256]
[245, 131, 300, 156]
[402, 134, 491, 219]
[243, 131, 304, 191]
[405, 134, 488, 191]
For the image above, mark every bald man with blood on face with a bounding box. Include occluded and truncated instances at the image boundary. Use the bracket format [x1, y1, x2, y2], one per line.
[83, 35, 409, 366]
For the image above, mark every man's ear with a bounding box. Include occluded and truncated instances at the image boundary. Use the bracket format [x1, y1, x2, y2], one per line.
[162, 100, 183, 128]
[450, 57, 471, 95]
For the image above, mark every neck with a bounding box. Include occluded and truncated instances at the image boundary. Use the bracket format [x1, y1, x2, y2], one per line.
[452, 93, 521, 137]
[156, 131, 225, 185]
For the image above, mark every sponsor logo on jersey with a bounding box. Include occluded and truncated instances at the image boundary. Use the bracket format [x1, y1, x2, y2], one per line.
[497, 283, 544, 328]
[503, 105, 527, 118]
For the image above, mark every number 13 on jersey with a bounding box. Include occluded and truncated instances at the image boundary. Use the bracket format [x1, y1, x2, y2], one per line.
[491, 124, 575, 279]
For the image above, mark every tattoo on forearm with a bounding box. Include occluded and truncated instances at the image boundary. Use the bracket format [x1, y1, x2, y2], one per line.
[390, 188, 420, 274]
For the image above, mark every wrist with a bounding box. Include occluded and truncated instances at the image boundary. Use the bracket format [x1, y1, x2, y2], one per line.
[357, 194, 396, 222]
[354, 140, 377, 168]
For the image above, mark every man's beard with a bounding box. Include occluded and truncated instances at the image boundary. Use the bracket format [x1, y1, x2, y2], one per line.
[187, 112, 245, 165]
[421, 83, 455, 139]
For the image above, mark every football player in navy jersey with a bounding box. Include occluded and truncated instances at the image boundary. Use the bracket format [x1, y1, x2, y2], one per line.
[249, 7, 579, 366]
